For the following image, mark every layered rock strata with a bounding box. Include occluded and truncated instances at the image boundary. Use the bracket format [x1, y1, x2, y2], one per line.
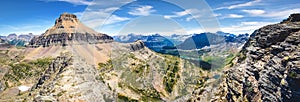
[29, 13, 113, 47]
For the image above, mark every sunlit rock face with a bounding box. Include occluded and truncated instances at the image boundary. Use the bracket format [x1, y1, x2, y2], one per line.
[189, 13, 300, 102]
[29, 13, 113, 47]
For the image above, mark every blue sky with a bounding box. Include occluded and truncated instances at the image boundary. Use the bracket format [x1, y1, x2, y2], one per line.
[0, 0, 300, 36]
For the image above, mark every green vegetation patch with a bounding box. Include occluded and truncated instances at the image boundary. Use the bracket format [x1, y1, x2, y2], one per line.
[201, 53, 236, 70]
[118, 82, 162, 101]
[98, 59, 113, 71]
[162, 55, 180, 93]
[117, 93, 139, 102]
[288, 71, 298, 78]
[3, 57, 52, 84]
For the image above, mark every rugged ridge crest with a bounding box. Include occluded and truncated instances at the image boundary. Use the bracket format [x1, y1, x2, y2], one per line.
[190, 13, 300, 102]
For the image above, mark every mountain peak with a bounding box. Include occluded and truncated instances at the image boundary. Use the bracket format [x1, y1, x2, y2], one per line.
[54, 13, 79, 26]
[44, 12, 95, 36]
[29, 13, 113, 47]
[282, 13, 300, 23]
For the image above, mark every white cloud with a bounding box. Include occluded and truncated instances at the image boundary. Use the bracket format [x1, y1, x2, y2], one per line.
[104, 7, 119, 12]
[128, 5, 156, 16]
[105, 15, 130, 25]
[227, 14, 244, 18]
[43, 0, 95, 5]
[73, 1, 134, 35]
[186, 15, 201, 21]
[221, 21, 276, 34]
[216, 0, 262, 10]
[242, 9, 265, 15]
[164, 9, 203, 21]
[242, 8, 300, 19]
[174, 9, 193, 16]
[76, 7, 128, 29]
[168, 9, 198, 18]
[213, 13, 222, 17]
[163, 15, 174, 19]
[260, 8, 300, 18]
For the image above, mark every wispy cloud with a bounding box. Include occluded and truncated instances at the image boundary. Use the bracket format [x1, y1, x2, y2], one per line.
[242, 9, 265, 15]
[227, 14, 244, 18]
[216, 0, 262, 10]
[263, 8, 300, 18]
[105, 15, 130, 25]
[164, 9, 204, 21]
[218, 14, 244, 19]
[242, 8, 300, 19]
[164, 9, 195, 19]
[75, 7, 129, 29]
[221, 21, 276, 34]
[186, 15, 201, 21]
[42, 0, 95, 5]
[128, 5, 156, 16]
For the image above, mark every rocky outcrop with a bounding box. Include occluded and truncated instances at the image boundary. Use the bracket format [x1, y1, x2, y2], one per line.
[28, 52, 115, 101]
[190, 14, 300, 101]
[130, 40, 145, 51]
[282, 13, 300, 23]
[29, 13, 113, 47]
[33, 53, 72, 89]
[0, 82, 5, 93]
[34, 95, 57, 102]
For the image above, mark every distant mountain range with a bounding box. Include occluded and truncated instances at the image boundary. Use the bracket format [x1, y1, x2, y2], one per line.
[114, 32, 249, 52]
[114, 32, 249, 69]
[0, 33, 35, 46]
[177, 32, 249, 50]
[113, 33, 192, 45]
[113, 34, 190, 53]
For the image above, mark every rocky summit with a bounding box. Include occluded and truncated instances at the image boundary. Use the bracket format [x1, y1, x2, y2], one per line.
[29, 13, 113, 47]
[190, 13, 300, 102]
[282, 13, 300, 23]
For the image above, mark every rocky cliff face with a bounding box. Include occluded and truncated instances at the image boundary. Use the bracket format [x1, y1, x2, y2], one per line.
[29, 13, 113, 47]
[190, 14, 300, 102]
[129, 40, 145, 51]
[23, 52, 115, 102]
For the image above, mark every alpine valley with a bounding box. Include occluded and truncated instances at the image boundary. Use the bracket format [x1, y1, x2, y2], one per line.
[0, 10, 299, 102]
